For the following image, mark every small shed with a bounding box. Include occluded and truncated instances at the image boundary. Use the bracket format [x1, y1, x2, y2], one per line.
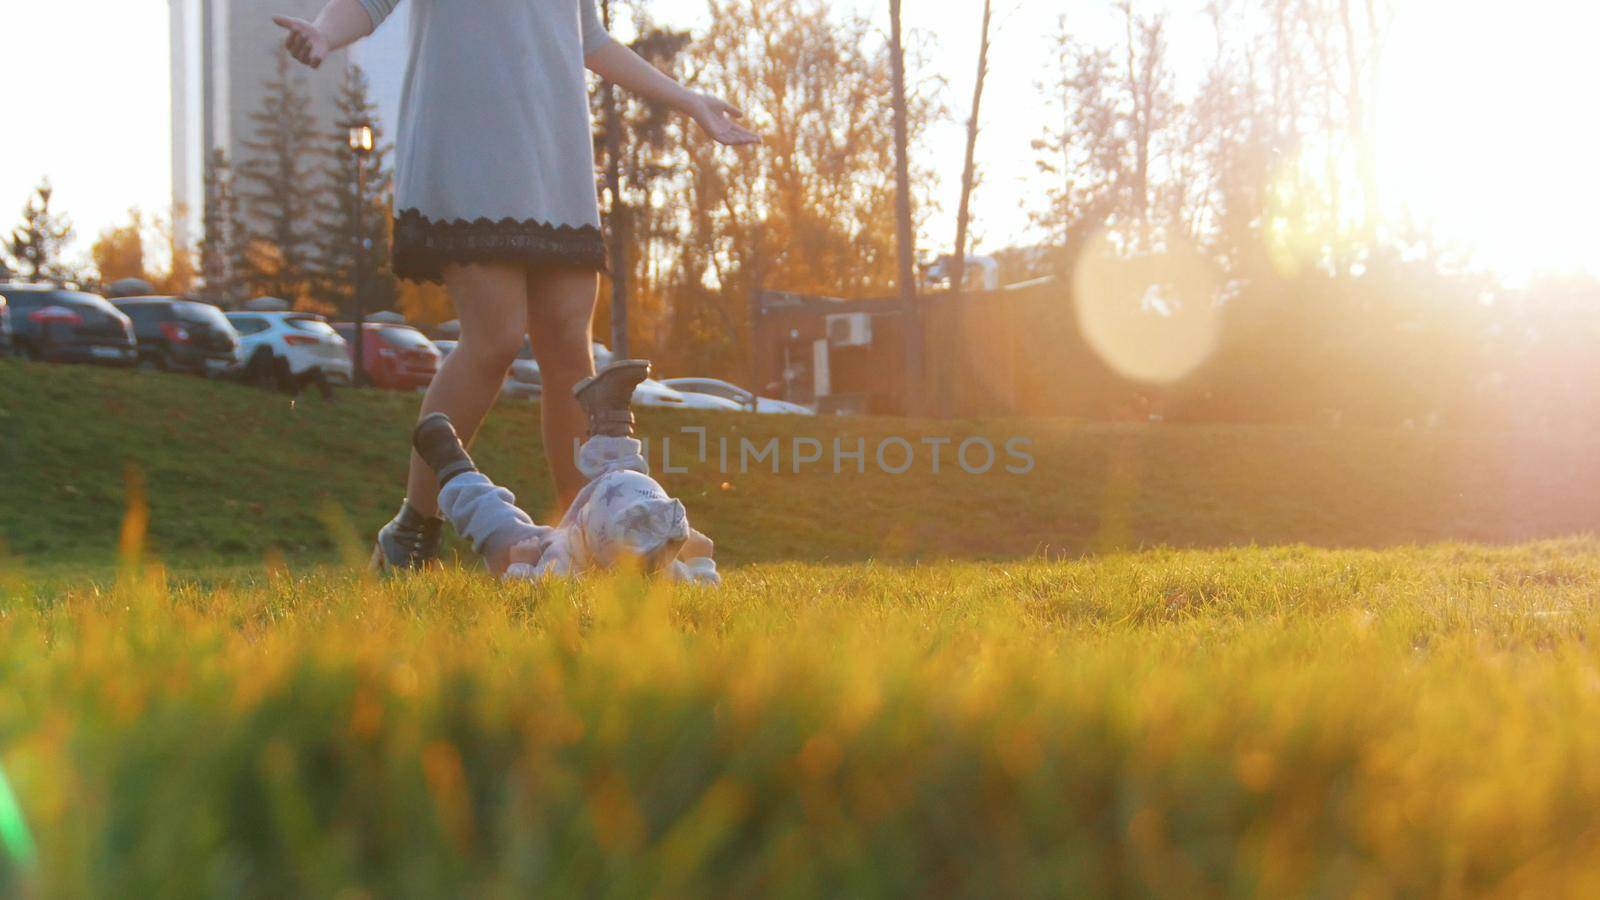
[749, 291, 911, 414]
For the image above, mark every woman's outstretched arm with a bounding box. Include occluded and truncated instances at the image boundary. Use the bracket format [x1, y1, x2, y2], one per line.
[272, 0, 384, 69]
[585, 41, 761, 147]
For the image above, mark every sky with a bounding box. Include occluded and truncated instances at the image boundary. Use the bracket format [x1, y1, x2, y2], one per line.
[3, 0, 1596, 282]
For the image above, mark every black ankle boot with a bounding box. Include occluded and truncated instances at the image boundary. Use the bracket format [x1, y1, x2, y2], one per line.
[413, 412, 478, 486]
[370, 501, 444, 571]
[574, 359, 651, 438]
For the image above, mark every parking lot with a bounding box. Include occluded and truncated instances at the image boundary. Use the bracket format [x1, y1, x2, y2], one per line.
[0, 282, 816, 413]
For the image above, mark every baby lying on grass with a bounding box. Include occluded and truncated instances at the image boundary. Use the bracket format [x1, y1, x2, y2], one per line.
[411, 360, 720, 585]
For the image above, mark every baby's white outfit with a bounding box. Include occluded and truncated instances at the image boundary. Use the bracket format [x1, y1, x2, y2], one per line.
[437, 435, 720, 585]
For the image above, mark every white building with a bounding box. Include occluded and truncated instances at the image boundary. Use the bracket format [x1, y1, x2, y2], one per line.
[169, 0, 405, 244]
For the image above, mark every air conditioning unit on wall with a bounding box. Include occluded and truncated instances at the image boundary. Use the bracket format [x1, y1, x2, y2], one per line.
[825, 313, 873, 348]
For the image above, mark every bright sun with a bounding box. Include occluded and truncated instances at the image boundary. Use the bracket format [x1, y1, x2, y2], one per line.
[1377, 0, 1600, 281]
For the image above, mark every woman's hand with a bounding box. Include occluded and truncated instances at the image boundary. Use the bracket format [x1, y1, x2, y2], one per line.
[683, 93, 761, 147]
[273, 16, 332, 69]
[584, 42, 761, 147]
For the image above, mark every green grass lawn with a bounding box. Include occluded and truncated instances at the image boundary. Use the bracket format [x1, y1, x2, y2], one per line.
[3, 360, 1600, 895]
[3, 360, 1598, 569]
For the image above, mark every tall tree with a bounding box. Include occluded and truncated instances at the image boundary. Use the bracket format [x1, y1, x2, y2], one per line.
[236, 48, 323, 305]
[1185, 5, 1276, 274]
[316, 64, 395, 318]
[592, 8, 694, 359]
[1032, 20, 1122, 274]
[888, 0, 921, 413]
[949, 0, 993, 295]
[7, 179, 78, 284]
[199, 148, 248, 303]
[660, 0, 938, 377]
[1115, 1, 1182, 247]
[1031, 7, 1183, 265]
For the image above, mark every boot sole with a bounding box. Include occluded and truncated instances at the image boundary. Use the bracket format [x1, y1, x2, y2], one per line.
[573, 359, 652, 399]
[370, 541, 447, 573]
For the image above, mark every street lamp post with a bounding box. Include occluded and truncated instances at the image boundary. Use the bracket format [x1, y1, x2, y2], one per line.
[349, 122, 375, 387]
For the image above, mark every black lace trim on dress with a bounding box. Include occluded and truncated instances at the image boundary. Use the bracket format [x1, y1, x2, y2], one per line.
[391, 209, 607, 283]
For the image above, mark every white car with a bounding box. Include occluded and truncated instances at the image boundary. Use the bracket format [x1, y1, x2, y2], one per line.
[633, 378, 743, 411]
[226, 311, 353, 383]
[662, 377, 816, 415]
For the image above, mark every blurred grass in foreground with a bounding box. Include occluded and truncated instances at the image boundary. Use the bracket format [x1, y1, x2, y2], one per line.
[4, 541, 1600, 896]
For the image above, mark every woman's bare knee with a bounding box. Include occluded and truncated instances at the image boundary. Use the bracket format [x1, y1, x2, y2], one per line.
[534, 335, 593, 388]
[441, 262, 530, 378]
[454, 331, 524, 376]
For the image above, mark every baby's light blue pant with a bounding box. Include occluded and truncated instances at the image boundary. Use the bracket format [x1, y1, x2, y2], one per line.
[436, 436, 649, 562]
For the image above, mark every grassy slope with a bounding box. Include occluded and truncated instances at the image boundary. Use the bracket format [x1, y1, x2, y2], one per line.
[2, 359, 1597, 568]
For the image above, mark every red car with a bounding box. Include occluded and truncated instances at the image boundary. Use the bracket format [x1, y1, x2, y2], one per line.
[332, 322, 440, 390]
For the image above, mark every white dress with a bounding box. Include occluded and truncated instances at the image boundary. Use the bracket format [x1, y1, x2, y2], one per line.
[358, 0, 613, 282]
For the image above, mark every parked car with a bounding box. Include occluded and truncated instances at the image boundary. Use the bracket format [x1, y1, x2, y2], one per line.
[333, 322, 440, 390]
[633, 378, 743, 412]
[113, 296, 241, 376]
[228, 311, 353, 385]
[662, 377, 816, 415]
[0, 284, 136, 366]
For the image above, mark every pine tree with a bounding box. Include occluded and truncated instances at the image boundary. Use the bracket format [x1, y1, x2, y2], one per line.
[236, 48, 322, 305]
[7, 179, 78, 284]
[199, 148, 248, 304]
[316, 64, 395, 318]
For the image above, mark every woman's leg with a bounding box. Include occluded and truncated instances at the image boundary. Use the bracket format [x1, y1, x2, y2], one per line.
[526, 267, 600, 512]
[403, 262, 529, 517]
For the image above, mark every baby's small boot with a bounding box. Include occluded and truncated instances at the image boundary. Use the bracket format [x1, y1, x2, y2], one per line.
[371, 501, 444, 571]
[412, 412, 478, 486]
[573, 359, 651, 438]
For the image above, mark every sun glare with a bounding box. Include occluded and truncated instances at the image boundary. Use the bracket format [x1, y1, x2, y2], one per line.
[1073, 230, 1222, 384]
[1377, 0, 1600, 280]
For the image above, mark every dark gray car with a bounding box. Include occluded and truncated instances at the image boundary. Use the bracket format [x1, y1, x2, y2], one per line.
[113, 297, 241, 376]
[1, 284, 137, 366]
